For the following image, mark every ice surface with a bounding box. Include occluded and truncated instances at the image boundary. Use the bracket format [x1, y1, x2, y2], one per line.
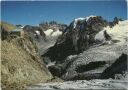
[27, 79, 128, 89]
[44, 29, 53, 36]
[51, 30, 62, 37]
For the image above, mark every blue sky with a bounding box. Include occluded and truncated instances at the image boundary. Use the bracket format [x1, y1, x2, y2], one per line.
[1, 0, 127, 25]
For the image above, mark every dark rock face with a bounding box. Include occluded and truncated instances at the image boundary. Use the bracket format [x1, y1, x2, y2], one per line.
[100, 53, 127, 79]
[43, 16, 108, 63]
[48, 65, 65, 77]
[104, 30, 111, 41]
[75, 61, 106, 73]
[61, 61, 107, 81]
[66, 73, 101, 81]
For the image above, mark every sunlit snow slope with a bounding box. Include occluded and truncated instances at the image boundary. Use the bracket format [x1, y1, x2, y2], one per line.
[95, 20, 128, 44]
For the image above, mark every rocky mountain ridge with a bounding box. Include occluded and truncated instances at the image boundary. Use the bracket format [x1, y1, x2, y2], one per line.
[41, 16, 128, 82]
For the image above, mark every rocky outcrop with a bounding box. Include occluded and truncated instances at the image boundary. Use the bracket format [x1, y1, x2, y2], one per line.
[42, 18, 128, 81]
[1, 27, 9, 40]
[100, 53, 127, 79]
[0, 21, 16, 40]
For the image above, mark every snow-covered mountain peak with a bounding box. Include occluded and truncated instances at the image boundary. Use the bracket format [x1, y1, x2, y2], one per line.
[73, 15, 97, 28]
[85, 15, 96, 21]
[73, 17, 86, 28]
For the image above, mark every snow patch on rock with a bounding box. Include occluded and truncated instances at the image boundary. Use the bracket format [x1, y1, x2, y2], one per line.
[35, 31, 40, 35]
[46, 61, 56, 68]
[73, 15, 96, 28]
[85, 15, 96, 21]
[95, 30, 106, 42]
[74, 18, 86, 28]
